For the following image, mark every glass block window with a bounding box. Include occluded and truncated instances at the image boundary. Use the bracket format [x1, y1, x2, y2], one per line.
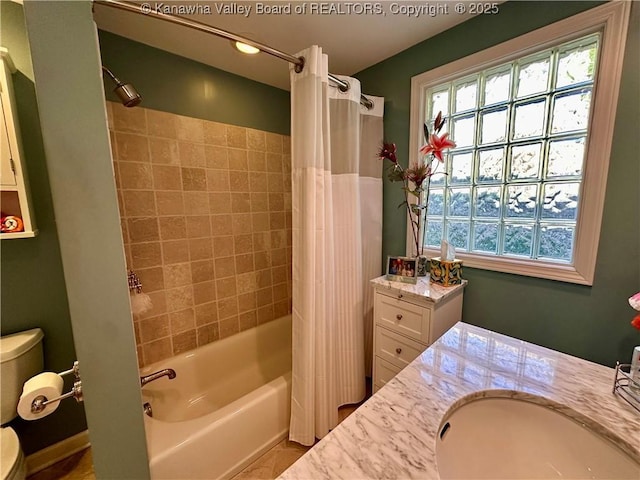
[423, 34, 599, 263]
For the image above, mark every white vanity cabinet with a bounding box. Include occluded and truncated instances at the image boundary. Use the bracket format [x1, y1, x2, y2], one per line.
[1, 47, 37, 238]
[371, 276, 465, 393]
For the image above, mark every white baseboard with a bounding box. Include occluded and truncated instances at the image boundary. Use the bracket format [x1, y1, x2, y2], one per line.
[25, 430, 91, 475]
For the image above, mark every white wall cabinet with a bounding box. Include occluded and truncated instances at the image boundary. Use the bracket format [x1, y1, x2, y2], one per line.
[371, 276, 465, 393]
[1, 47, 37, 238]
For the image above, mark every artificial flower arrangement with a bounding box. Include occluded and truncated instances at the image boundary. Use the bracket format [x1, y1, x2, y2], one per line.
[629, 292, 640, 330]
[378, 112, 455, 274]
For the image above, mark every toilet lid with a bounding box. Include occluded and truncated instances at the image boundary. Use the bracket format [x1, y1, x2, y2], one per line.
[0, 427, 21, 478]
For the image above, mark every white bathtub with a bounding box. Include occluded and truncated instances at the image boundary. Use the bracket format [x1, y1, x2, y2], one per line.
[140, 315, 292, 479]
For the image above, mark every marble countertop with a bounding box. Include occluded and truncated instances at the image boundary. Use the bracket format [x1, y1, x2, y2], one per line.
[370, 275, 466, 304]
[280, 322, 640, 479]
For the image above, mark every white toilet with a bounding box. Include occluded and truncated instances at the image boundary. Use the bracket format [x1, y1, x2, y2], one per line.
[0, 329, 44, 480]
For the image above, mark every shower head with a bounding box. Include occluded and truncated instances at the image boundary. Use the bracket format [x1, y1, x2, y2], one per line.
[102, 66, 142, 107]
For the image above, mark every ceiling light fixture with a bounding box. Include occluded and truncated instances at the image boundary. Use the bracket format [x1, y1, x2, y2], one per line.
[234, 41, 260, 55]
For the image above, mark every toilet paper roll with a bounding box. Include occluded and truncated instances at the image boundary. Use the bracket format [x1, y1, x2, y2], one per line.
[17, 372, 64, 421]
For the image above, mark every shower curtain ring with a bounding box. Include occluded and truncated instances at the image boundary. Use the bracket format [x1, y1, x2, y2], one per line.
[294, 57, 305, 73]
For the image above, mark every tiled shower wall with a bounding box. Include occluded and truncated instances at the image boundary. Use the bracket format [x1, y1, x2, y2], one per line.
[106, 101, 292, 367]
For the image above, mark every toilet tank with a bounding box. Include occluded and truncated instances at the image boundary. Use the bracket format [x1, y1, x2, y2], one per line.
[0, 329, 44, 424]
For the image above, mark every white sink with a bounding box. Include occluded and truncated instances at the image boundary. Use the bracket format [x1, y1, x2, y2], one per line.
[436, 397, 640, 479]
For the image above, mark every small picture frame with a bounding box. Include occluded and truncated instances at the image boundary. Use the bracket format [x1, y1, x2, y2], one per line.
[386, 256, 418, 284]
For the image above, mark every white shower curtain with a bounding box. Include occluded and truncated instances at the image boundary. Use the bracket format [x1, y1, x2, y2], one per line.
[289, 46, 383, 446]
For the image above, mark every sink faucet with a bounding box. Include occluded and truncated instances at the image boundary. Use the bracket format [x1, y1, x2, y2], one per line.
[140, 368, 176, 387]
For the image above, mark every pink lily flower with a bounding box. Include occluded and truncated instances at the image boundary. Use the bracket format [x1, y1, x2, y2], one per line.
[420, 133, 456, 162]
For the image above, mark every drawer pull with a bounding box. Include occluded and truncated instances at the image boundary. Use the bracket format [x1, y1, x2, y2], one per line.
[398, 294, 403, 299]
[395, 347, 402, 354]
[396, 314, 403, 321]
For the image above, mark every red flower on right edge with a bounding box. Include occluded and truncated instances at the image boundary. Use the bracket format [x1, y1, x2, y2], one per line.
[632, 314, 640, 331]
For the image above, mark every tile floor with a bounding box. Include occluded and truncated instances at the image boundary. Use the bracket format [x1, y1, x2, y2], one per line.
[27, 400, 365, 480]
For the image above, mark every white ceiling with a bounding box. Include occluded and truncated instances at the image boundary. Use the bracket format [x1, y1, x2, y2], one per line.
[93, 1, 490, 91]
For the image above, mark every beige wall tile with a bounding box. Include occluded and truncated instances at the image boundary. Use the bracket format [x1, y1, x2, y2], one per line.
[250, 193, 269, 212]
[271, 248, 288, 267]
[142, 338, 172, 365]
[253, 232, 270, 252]
[273, 300, 289, 319]
[248, 151, 266, 172]
[138, 314, 170, 343]
[123, 190, 157, 217]
[183, 192, 209, 214]
[159, 216, 187, 240]
[283, 136, 291, 154]
[284, 174, 291, 193]
[173, 330, 197, 355]
[211, 214, 234, 236]
[195, 302, 218, 326]
[204, 120, 227, 146]
[232, 214, 252, 235]
[283, 154, 292, 174]
[209, 193, 232, 214]
[191, 259, 214, 283]
[193, 281, 216, 305]
[120, 162, 153, 189]
[164, 263, 192, 289]
[228, 148, 248, 171]
[136, 267, 165, 293]
[197, 323, 219, 346]
[113, 104, 147, 134]
[229, 171, 250, 192]
[128, 217, 160, 243]
[162, 239, 190, 264]
[237, 293, 257, 313]
[270, 230, 286, 250]
[106, 101, 115, 130]
[270, 212, 286, 230]
[169, 308, 195, 334]
[188, 238, 213, 260]
[266, 153, 283, 173]
[267, 173, 284, 192]
[179, 142, 206, 168]
[146, 109, 176, 139]
[214, 256, 236, 278]
[131, 242, 162, 269]
[252, 212, 270, 232]
[152, 165, 182, 191]
[266, 132, 283, 153]
[226, 125, 246, 148]
[216, 277, 237, 299]
[247, 129, 266, 151]
[186, 215, 211, 239]
[115, 133, 150, 162]
[137, 291, 167, 320]
[236, 272, 257, 294]
[257, 287, 273, 307]
[156, 191, 184, 215]
[249, 174, 267, 192]
[219, 316, 239, 339]
[181, 167, 207, 191]
[268, 193, 284, 211]
[272, 266, 287, 284]
[254, 251, 271, 270]
[207, 169, 230, 192]
[239, 310, 257, 331]
[150, 139, 179, 165]
[218, 298, 239, 321]
[231, 193, 251, 213]
[205, 146, 229, 169]
[175, 115, 204, 143]
[257, 305, 274, 324]
[256, 269, 272, 289]
[166, 286, 194, 313]
[213, 236, 234, 258]
[273, 283, 288, 302]
[233, 234, 253, 254]
[235, 253, 254, 274]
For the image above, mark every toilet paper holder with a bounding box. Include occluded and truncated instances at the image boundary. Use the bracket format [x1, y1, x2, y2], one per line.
[30, 361, 84, 414]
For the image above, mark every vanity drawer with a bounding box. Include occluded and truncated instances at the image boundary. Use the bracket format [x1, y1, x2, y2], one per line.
[375, 325, 425, 370]
[375, 356, 402, 387]
[375, 292, 430, 343]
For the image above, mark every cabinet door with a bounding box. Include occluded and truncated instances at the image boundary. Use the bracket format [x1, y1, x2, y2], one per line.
[0, 94, 17, 186]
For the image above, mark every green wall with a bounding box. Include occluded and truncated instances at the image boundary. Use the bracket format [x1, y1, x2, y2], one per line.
[357, 1, 640, 367]
[98, 30, 291, 134]
[0, 1, 87, 454]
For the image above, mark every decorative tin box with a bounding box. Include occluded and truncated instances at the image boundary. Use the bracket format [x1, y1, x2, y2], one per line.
[429, 257, 463, 286]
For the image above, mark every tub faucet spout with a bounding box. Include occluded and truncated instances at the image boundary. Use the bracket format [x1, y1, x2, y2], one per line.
[140, 368, 176, 387]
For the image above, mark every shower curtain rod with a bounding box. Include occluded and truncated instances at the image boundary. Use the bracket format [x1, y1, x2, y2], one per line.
[93, 0, 374, 109]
